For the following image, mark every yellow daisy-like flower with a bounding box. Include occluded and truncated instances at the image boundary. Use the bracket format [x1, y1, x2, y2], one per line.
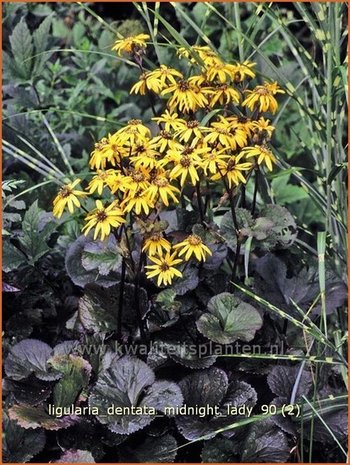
[89, 138, 110, 170]
[130, 141, 159, 169]
[53, 179, 87, 218]
[130, 72, 161, 95]
[211, 154, 253, 187]
[178, 46, 221, 67]
[166, 145, 206, 186]
[146, 65, 183, 90]
[205, 63, 236, 84]
[173, 234, 212, 262]
[174, 119, 206, 145]
[82, 200, 125, 241]
[152, 110, 183, 132]
[242, 81, 284, 114]
[228, 61, 256, 82]
[142, 233, 171, 256]
[230, 116, 255, 138]
[145, 251, 183, 286]
[204, 117, 247, 150]
[130, 68, 183, 95]
[162, 79, 208, 113]
[96, 133, 129, 168]
[88, 169, 117, 195]
[145, 171, 180, 206]
[201, 146, 229, 175]
[150, 130, 181, 154]
[121, 189, 154, 215]
[209, 84, 240, 107]
[112, 33, 150, 55]
[122, 167, 151, 194]
[241, 145, 276, 171]
[251, 117, 275, 143]
[116, 119, 151, 146]
[109, 171, 129, 194]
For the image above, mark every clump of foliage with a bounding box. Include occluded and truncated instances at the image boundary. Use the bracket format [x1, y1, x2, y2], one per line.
[3, 3, 347, 463]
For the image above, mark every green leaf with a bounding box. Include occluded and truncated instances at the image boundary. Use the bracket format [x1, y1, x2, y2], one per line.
[65, 235, 121, 287]
[9, 18, 33, 79]
[256, 204, 298, 250]
[89, 355, 182, 435]
[155, 289, 181, 312]
[81, 236, 122, 276]
[271, 173, 308, 204]
[54, 450, 95, 463]
[3, 415, 46, 463]
[19, 201, 57, 265]
[33, 16, 52, 75]
[176, 369, 257, 440]
[196, 293, 263, 344]
[241, 419, 290, 462]
[119, 434, 177, 463]
[220, 209, 254, 250]
[201, 437, 239, 463]
[78, 283, 148, 334]
[4, 339, 61, 382]
[8, 404, 77, 431]
[48, 354, 92, 408]
[2, 241, 27, 272]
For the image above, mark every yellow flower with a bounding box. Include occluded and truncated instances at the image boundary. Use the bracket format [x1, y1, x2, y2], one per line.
[122, 167, 151, 194]
[89, 134, 128, 170]
[130, 141, 159, 169]
[209, 84, 240, 107]
[150, 130, 181, 153]
[121, 189, 154, 215]
[178, 46, 221, 67]
[130, 72, 160, 95]
[146, 65, 183, 90]
[211, 154, 252, 187]
[88, 169, 117, 195]
[152, 110, 183, 132]
[204, 117, 247, 150]
[228, 61, 256, 82]
[109, 171, 129, 194]
[112, 33, 150, 55]
[174, 118, 206, 145]
[145, 251, 183, 286]
[53, 179, 87, 218]
[145, 171, 180, 206]
[201, 146, 229, 175]
[142, 233, 171, 256]
[241, 145, 276, 171]
[251, 117, 275, 142]
[166, 145, 206, 186]
[89, 138, 109, 170]
[82, 200, 125, 241]
[242, 81, 284, 114]
[230, 116, 255, 137]
[173, 234, 212, 261]
[205, 63, 236, 83]
[116, 119, 151, 146]
[130, 68, 182, 95]
[162, 79, 208, 113]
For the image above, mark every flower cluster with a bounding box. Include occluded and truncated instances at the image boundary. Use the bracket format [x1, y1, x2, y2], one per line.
[53, 33, 284, 287]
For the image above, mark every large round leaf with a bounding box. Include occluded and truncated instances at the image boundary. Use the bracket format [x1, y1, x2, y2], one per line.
[196, 292, 263, 344]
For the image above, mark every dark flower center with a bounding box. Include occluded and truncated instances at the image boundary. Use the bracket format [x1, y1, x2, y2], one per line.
[180, 156, 192, 167]
[96, 210, 107, 222]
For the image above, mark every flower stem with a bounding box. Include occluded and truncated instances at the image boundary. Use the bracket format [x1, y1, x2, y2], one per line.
[134, 251, 146, 340]
[251, 168, 259, 215]
[196, 181, 205, 224]
[117, 257, 126, 340]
